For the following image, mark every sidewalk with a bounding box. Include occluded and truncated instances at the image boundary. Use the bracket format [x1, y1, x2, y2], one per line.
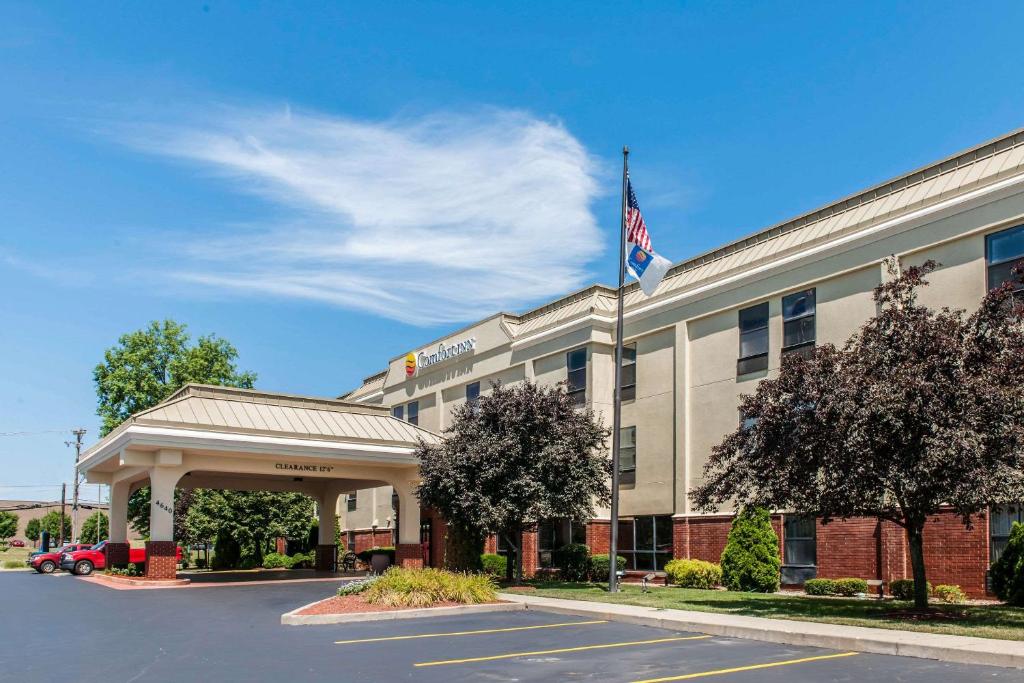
[499, 592, 1024, 669]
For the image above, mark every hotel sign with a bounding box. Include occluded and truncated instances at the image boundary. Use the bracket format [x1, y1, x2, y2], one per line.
[407, 337, 477, 377]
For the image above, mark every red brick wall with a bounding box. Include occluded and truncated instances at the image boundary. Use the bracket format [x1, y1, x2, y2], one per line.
[685, 516, 733, 564]
[314, 544, 337, 571]
[816, 517, 880, 580]
[587, 520, 611, 555]
[144, 541, 177, 580]
[920, 510, 989, 597]
[396, 543, 424, 568]
[350, 529, 394, 553]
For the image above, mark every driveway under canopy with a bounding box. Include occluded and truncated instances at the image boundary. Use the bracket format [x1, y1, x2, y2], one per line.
[78, 384, 439, 578]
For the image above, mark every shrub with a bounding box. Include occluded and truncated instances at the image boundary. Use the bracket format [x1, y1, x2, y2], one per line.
[212, 531, 240, 569]
[933, 584, 968, 604]
[364, 567, 497, 608]
[480, 553, 508, 577]
[588, 554, 626, 581]
[356, 546, 396, 564]
[833, 578, 868, 597]
[720, 508, 781, 593]
[338, 576, 378, 596]
[554, 543, 591, 582]
[890, 578, 931, 601]
[664, 559, 722, 589]
[991, 521, 1024, 606]
[804, 578, 836, 596]
[290, 552, 312, 569]
[262, 552, 292, 569]
[195, 558, 207, 569]
[2, 560, 24, 569]
[238, 556, 259, 570]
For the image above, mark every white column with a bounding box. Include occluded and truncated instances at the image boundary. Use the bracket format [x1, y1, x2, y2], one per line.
[108, 480, 130, 544]
[392, 478, 421, 545]
[148, 467, 182, 542]
[319, 490, 339, 545]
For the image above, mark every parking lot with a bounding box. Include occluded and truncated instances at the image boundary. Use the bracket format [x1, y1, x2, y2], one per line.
[2, 571, 1021, 682]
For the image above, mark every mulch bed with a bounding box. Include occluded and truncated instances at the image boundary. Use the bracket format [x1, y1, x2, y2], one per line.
[297, 595, 471, 615]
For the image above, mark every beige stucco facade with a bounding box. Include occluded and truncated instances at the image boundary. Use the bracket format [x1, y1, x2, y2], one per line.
[341, 127, 1024, 535]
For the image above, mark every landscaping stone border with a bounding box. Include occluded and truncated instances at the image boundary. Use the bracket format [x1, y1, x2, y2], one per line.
[500, 592, 1024, 669]
[86, 573, 192, 589]
[281, 599, 525, 625]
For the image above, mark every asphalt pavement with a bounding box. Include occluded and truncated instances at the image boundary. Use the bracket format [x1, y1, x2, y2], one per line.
[1, 570, 1020, 682]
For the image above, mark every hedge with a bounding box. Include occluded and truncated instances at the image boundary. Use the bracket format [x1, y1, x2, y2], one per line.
[889, 578, 931, 601]
[664, 559, 722, 589]
[356, 546, 396, 564]
[804, 577, 867, 597]
[480, 553, 508, 577]
[933, 584, 967, 604]
[554, 543, 590, 582]
[588, 553, 626, 581]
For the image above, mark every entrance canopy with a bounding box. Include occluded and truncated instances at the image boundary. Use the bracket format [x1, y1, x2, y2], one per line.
[78, 384, 438, 577]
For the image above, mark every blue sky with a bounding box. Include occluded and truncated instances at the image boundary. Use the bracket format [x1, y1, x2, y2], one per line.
[3, 2, 1024, 498]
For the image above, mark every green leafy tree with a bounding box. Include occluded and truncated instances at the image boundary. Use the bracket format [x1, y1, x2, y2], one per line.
[991, 522, 1024, 606]
[417, 380, 610, 584]
[185, 489, 314, 566]
[693, 260, 1024, 609]
[39, 510, 71, 543]
[94, 318, 256, 436]
[0, 511, 18, 543]
[24, 518, 41, 546]
[719, 508, 780, 592]
[95, 319, 257, 536]
[80, 511, 109, 544]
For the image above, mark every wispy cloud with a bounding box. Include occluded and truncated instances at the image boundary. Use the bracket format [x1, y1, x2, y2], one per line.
[117, 105, 604, 325]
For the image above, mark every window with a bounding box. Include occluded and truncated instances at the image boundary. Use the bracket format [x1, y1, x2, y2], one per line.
[537, 518, 588, 568]
[466, 382, 480, 410]
[407, 401, 419, 426]
[991, 504, 1024, 565]
[738, 302, 769, 375]
[619, 426, 636, 486]
[782, 288, 816, 360]
[347, 492, 357, 512]
[391, 405, 404, 421]
[617, 515, 673, 571]
[783, 515, 816, 566]
[987, 225, 1024, 297]
[620, 344, 637, 402]
[566, 348, 587, 406]
[346, 530, 355, 552]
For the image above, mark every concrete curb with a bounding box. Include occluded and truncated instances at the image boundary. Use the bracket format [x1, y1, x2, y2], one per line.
[282, 600, 525, 626]
[85, 574, 192, 589]
[499, 592, 1024, 669]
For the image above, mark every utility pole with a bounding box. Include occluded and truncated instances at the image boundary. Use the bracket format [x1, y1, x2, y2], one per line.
[66, 428, 86, 542]
[59, 483, 67, 546]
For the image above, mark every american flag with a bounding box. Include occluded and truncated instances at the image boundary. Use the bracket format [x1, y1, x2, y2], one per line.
[625, 174, 652, 252]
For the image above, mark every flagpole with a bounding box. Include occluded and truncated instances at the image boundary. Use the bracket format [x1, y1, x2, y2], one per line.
[609, 145, 628, 593]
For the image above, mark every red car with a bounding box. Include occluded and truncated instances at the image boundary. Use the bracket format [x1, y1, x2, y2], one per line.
[60, 540, 182, 576]
[28, 544, 93, 574]
[10, 539, 25, 547]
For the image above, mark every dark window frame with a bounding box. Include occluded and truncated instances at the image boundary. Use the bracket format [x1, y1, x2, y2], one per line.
[617, 515, 673, 571]
[737, 302, 770, 375]
[391, 405, 404, 421]
[986, 224, 1024, 296]
[783, 514, 817, 568]
[782, 288, 816, 359]
[619, 425, 637, 486]
[566, 347, 587, 406]
[466, 381, 481, 410]
[537, 518, 588, 568]
[347, 492, 357, 512]
[991, 504, 1024, 566]
[620, 344, 637, 402]
[407, 401, 419, 426]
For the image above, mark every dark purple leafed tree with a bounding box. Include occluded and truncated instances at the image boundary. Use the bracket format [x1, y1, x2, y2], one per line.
[416, 380, 610, 584]
[692, 259, 1024, 609]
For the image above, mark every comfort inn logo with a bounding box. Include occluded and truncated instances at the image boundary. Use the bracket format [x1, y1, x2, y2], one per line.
[405, 353, 417, 377]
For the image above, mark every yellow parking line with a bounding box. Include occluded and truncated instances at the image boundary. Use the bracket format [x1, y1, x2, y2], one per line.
[334, 619, 608, 644]
[414, 635, 711, 667]
[631, 651, 860, 682]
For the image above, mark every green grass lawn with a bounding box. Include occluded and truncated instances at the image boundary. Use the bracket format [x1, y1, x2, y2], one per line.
[0, 546, 32, 568]
[518, 582, 1024, 641]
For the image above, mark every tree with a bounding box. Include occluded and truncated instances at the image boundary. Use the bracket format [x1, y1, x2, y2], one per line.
[39, 510, 71, 543]
[719, 507, 780, 592]
[93, 319, 256, 437]
[692, 259, 1024, 609]
[95, 318, 257, 537]
[0, 511, 18, 545]
[80, 511, 109, 544]
[25, 519, 41, 547]
[185, 489, 314, 566]
[416, 380, 611, 584]
[991, 522, 1024, 606]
